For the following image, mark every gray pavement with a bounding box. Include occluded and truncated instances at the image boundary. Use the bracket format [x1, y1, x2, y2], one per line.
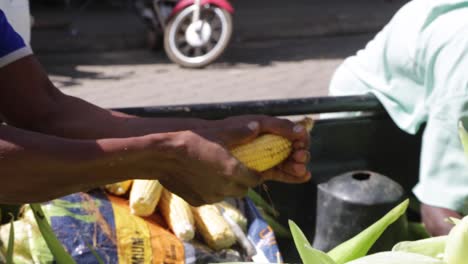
[33, 0, 406, 108]
[39, 34, 374, 108]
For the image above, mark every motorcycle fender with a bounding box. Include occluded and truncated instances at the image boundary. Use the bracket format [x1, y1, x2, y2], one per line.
[170, 0, 234, 17]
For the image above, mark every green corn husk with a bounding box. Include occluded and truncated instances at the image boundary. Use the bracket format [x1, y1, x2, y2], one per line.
[6, 216, 14, 264]
[258, 207, 292, 239]
[444, 215, 468, 264]
[407, 222, 431, 240]
[247, 189, 279, 217]
[327, 199, 409, 264]
[29, 204, 77, 264]
[345, 251, 446, 264]
[458, 121, 468, 155]
[392, 236, 447, 260]
[289, 220, 337, 264]
[0, 219, 34, 263]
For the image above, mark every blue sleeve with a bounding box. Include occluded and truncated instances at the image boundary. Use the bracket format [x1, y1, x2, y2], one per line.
[0, 9, 32, 67]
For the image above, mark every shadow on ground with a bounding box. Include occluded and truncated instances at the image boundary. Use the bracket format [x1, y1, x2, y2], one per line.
[38, 33, 373, 89]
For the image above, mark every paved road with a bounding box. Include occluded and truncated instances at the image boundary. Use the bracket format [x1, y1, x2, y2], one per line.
[39, 34, 374, 109]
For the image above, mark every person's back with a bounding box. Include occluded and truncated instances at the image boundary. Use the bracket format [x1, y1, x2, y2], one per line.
[327, 0, 468, 235]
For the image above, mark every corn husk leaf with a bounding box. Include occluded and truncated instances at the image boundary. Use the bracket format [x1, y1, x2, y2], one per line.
[0, 219, 34, 263]
[458, 121, 468, 156]
[6, 215, 14, 264]
[86, 242, 105, 264]
[392, 236, 446, 259]
[444, 215, 468, 264]
[258, 207, 291, 239]
[29, 203, 77, 264]
[289, 220, 337, 264]
[247, 189, 279, 217]
[327, 199, 409, 264]
[445, 217, 461, 226]
[407, 221, 431, 240]
[345, 251, 446, 264]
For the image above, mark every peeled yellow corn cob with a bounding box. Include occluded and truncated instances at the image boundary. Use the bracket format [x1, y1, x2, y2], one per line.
[105, 180, 133, 196]
[216, 201, 247, 232]
[129, 179, 163, 216]
[159, 189, 196, 241]
[231, 117, 313, 172]
[192, 204, 236, 251]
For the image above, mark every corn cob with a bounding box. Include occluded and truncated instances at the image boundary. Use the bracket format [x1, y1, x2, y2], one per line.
[192, 204, 236, 251]
[159, 189, 195, 241]
[230, 117, 314, 172]
[129, 179, 163, 216]
[216, 201, 247, 232]
[105, 180, 133, 196]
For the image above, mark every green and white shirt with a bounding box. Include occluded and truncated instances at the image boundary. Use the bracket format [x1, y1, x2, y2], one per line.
[329, 0, 468, 213]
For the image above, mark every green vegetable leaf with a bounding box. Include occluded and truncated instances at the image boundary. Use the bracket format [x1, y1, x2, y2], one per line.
[443, 215, 468, 264]
[345, 251, 446, 264]
[86, 242, 105, 264]
[458, 121, 468, 156]
[392, 236, 446, 260]
[247, 189, 279, 217]
[289, 220, 337, 264]
[6, 214, 14, 264]
[29, 203, 77, 264]
[327, 199, 409, 264]
[445, 217, 461, 226]
[258, 208, 291, 238]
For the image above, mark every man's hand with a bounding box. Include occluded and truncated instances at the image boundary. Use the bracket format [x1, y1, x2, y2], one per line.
[139, 125, 261, 206]
[214, 115, 311, 184]
[138, 115, 311, 206]
[421, 203, 462, 236]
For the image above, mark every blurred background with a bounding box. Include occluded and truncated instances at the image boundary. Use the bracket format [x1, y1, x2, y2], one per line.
[27, 0, 409, 109]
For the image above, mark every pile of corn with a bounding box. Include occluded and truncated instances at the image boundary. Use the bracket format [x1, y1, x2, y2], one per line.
[103, 117, 313, 250]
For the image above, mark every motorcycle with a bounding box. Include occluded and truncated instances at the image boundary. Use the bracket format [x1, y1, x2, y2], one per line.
[134, 0, 234, 68]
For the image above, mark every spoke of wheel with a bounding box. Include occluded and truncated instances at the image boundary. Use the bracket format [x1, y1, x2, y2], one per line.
[181, 44, 192, 55]
[176, 33, 186, 43]
[211, 29, 222, 40]
[202, 10, 216, 22]
[211, 18, 222, 30]
[194, 47, 203, 57]
[205, 41, 215, 51]
[180, 19, 191, 32]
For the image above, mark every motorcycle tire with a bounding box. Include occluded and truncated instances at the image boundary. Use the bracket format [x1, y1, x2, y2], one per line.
[164, 5, 232, 68]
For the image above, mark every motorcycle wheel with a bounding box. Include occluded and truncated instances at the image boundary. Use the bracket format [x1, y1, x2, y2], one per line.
[164, 4, 232, 68]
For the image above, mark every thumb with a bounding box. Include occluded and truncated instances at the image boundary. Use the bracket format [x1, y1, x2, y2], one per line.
[220, 121, 261, 148]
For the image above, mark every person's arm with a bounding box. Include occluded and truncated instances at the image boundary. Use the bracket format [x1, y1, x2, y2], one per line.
[0, 55, 311, 184]
[0, 121, 266, 205]
[0, 56, 211, 139]
[0, 124, 156, 203]
[420, 203, 461, 236]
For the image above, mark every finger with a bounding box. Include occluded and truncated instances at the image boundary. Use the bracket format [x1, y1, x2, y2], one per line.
[231, 163, 262, 187]
[293, 136, 310, 150]
[218, 121, 261, 148]
[257, 117, 308, 142]
[279, 161, 308, 177]
[261, 168, 311, 184]
[291, 149, 310, 163]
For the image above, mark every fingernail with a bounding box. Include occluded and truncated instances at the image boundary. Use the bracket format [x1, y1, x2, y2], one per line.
[293, 125, 304, 133]
[248, 121, 259, 131]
